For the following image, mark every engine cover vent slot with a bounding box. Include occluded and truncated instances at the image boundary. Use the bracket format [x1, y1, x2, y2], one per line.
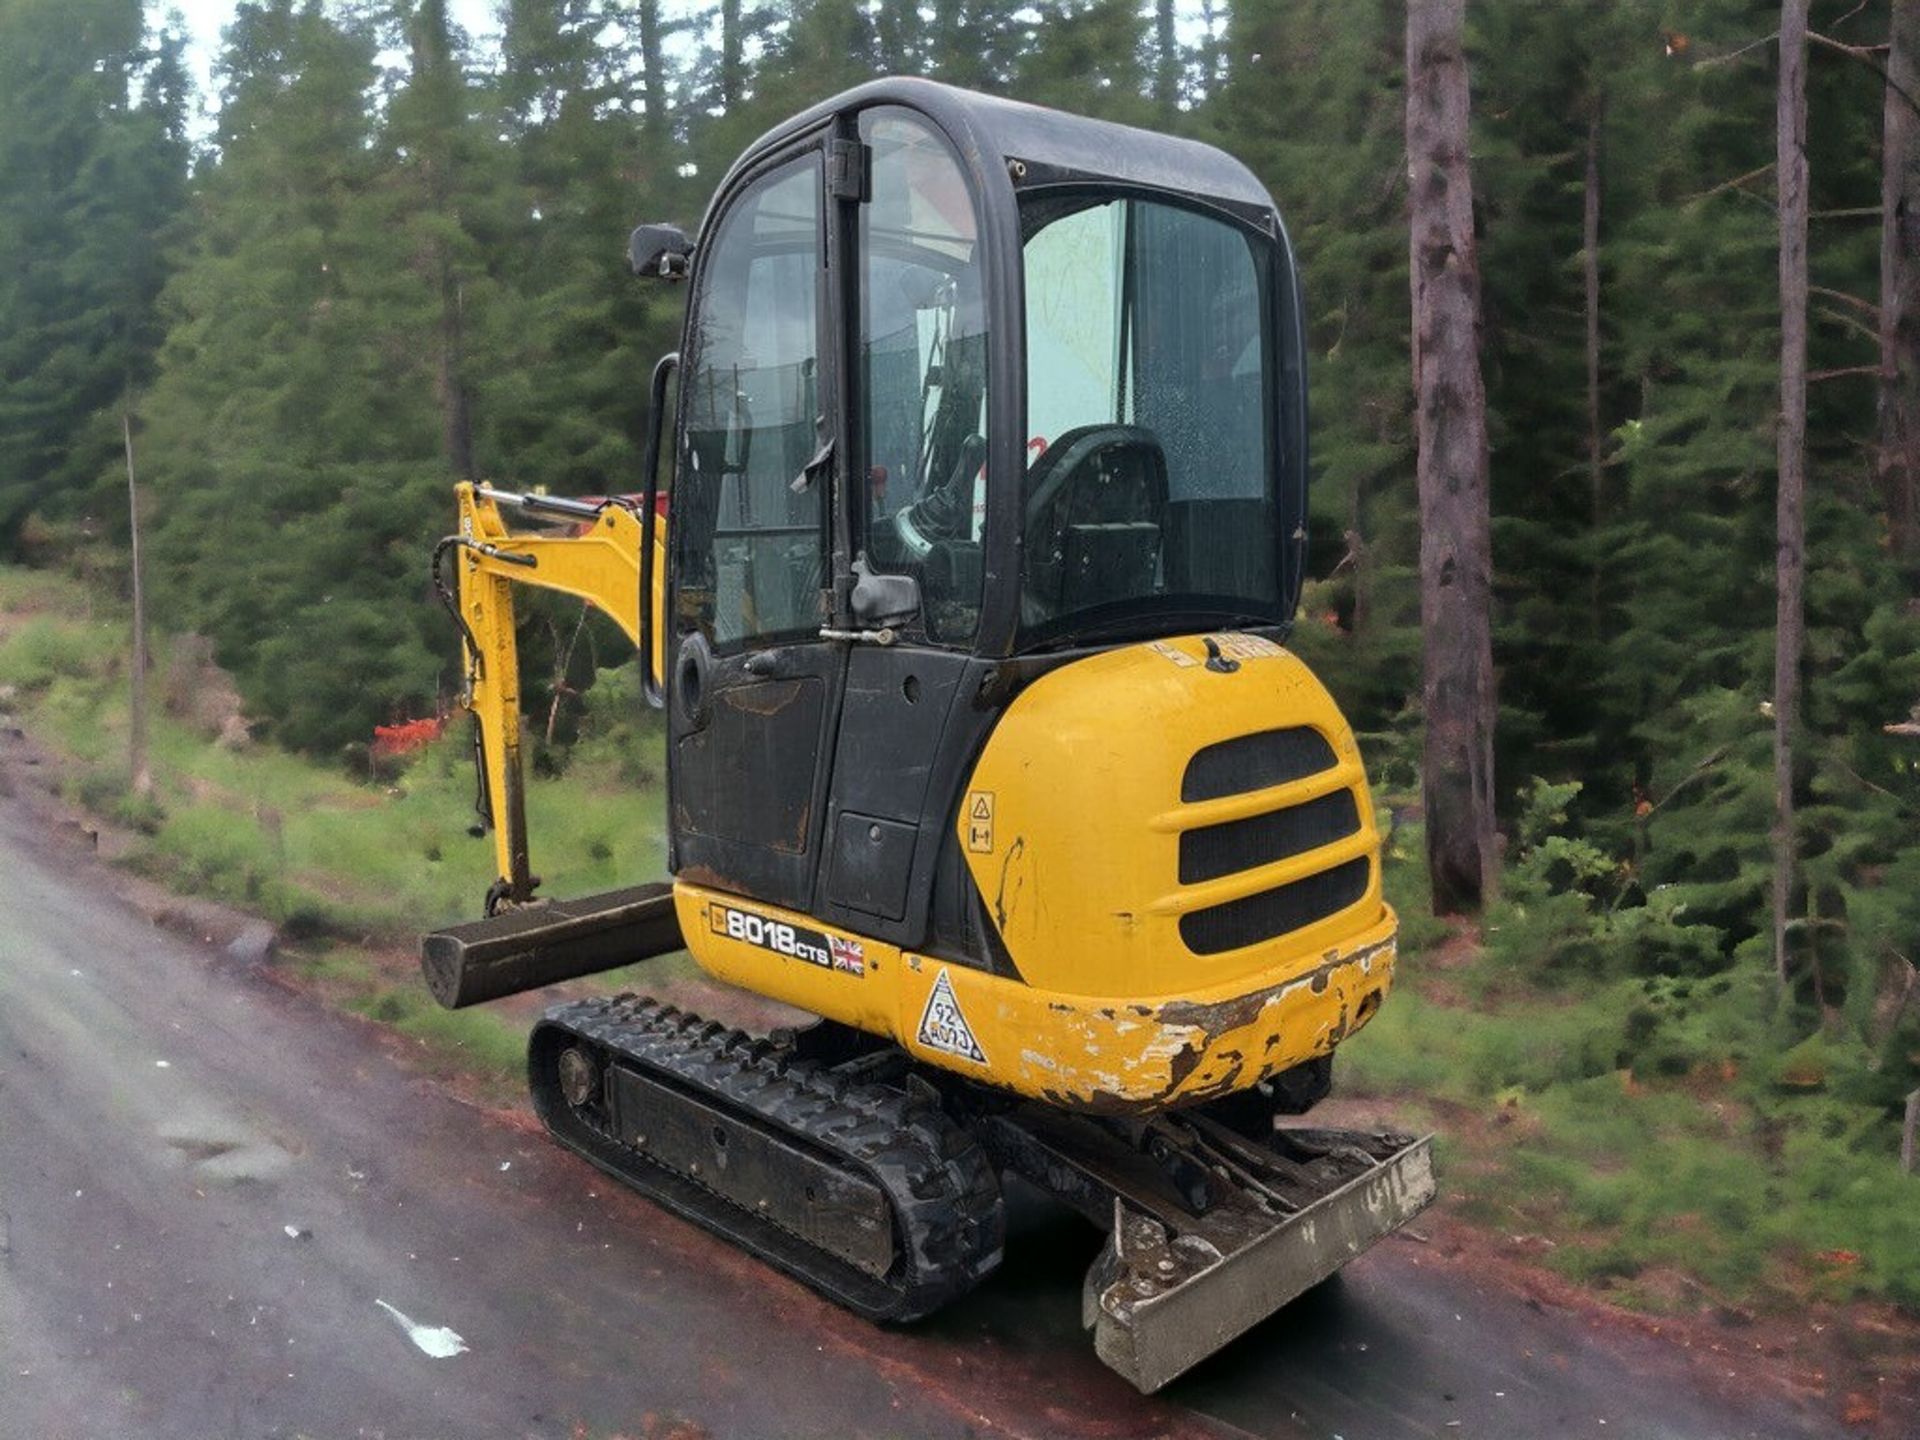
[1179, 857, 1370, 956]
[1178, 788, 1361, 885]
[1181, 726, 1336, 803]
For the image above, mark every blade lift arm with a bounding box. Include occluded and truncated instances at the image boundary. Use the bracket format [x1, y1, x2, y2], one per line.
[442, 482, 666, 912]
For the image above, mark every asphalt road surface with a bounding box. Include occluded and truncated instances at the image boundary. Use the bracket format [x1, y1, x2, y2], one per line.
[0, 800, 1849, 1440]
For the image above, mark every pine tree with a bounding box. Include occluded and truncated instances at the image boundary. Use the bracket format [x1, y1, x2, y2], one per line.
[388, 0, 488, 479]
[1208, 1, 1419, 740]
[490, 0, 685, 501]
[1470, 0, 1664, 799]
[0, 0, 190, 540]
[138, 2, 444, 752]
[1594, 5, 1781, 956]
[1010, 0, 1152, 124]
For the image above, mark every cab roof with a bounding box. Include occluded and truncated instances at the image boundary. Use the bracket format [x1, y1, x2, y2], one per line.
[738, 76, 1277, 218]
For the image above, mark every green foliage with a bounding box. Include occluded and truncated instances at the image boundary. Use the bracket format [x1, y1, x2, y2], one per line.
[1349, 767, 1920, 1310]
[1484, 778, 1731, 985]
[0, 0, 189, 538]
[0, 565, 668, 935]
[0, 615, 121, 692]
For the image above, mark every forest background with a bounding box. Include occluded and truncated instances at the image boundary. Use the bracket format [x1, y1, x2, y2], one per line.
[1, 0, 1917, 1327]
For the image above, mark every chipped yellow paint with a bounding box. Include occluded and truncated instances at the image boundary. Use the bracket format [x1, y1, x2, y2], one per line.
[676, 882, 1397, 1113]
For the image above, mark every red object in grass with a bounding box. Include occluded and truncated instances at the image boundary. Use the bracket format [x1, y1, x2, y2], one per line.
[373, 716, 448, 757]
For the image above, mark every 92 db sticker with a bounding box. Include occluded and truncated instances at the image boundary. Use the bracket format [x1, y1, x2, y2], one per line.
[916, 968, 987, 1064]
[708, 902, 864, 976]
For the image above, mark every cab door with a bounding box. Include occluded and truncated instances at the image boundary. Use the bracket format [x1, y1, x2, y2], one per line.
[668, 144, 843, 910]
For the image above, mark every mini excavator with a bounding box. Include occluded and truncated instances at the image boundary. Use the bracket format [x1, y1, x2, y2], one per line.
[421, 79, 1433, 1392]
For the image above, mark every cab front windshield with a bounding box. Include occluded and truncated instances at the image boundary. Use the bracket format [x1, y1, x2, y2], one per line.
[1018, 193, 1286, 645]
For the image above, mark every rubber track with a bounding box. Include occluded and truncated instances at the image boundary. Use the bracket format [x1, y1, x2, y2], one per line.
[528, 994, 1004, 1322]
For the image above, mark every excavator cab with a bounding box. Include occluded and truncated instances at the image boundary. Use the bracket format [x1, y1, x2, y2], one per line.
[650, 86, 1307, 928]
[424, 80, 1432, 1393]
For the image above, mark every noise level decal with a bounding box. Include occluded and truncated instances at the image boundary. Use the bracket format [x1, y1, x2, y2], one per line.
[916, 967, 987, 1064]
[965, 790, 995, 854]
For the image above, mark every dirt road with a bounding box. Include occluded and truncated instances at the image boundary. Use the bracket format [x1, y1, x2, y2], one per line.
[0, 800, 1850, 1440]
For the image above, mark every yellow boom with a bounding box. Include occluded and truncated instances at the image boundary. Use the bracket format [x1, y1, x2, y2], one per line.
[443, 482, 664, 909]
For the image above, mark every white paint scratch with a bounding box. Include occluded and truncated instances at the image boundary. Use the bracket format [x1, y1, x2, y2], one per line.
[373, 1299, 469, 1358]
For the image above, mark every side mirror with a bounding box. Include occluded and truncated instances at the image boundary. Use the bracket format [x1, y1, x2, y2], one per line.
[628, 223, 692, 280]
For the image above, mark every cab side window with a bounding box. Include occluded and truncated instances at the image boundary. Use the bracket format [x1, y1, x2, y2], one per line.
[678, 156, 825, 650]
[856, 109, 989, 645]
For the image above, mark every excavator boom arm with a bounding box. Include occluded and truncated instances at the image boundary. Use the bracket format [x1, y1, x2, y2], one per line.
[446, 482, 662, 907]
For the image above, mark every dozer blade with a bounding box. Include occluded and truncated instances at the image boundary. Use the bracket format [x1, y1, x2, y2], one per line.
[1081, 1127, 1435, 1393]
[421, 883, 682, 1008]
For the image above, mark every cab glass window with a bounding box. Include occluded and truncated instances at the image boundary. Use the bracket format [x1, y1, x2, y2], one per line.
[1019, 194, 1278, 642]
[677, 156, 825, 650]
[856, 108, 989, 645]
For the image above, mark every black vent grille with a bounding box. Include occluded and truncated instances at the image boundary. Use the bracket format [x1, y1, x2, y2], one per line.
[1178, 788, 1361, 885]
[1179, 857, 1370, 956]
[1182, 726, 1336, 802]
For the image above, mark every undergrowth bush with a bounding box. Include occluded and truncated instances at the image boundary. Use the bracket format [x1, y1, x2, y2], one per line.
[0, 615, 120, 692]
[1346, 775, 1920, 1313]
[1486, 778, 1731, 985]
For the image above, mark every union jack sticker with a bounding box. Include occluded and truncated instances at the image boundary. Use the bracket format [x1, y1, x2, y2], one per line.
[828, 935, 866, 976]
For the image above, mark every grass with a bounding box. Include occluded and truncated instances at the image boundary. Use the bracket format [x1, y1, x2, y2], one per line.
[128, 704, 665, 938]
[0, 563, 673, 1091]
[0, 569, 666, 939]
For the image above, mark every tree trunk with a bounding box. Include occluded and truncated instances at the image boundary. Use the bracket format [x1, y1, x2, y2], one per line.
[1880, 0, 1919, 561]
[411, 6, 476, 482]
[122, 408, 151, 801]
[438, 274, 475, 480]
[719, 0, 744, 110]
[1348, 462, 1373, 639]
[1584, 98, 1604, 529]
[637, 0, 669, 152]
[1774, 0, 1810, 988]
[1584, 96, 1606, 640]
[1406, 0, 1499, 915]
[1154, 0, 1179, 123]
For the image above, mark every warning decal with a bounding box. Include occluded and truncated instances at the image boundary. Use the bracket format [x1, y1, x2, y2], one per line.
[916, 968, 987, 1064]
[965, 790, 995, 854]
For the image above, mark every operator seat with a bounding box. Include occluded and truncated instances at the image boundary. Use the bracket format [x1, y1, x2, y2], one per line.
[1022, 424, 1169, 621]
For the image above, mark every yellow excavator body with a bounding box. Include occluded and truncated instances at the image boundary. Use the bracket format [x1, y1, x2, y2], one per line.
[680, 628, 1396, 1110]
